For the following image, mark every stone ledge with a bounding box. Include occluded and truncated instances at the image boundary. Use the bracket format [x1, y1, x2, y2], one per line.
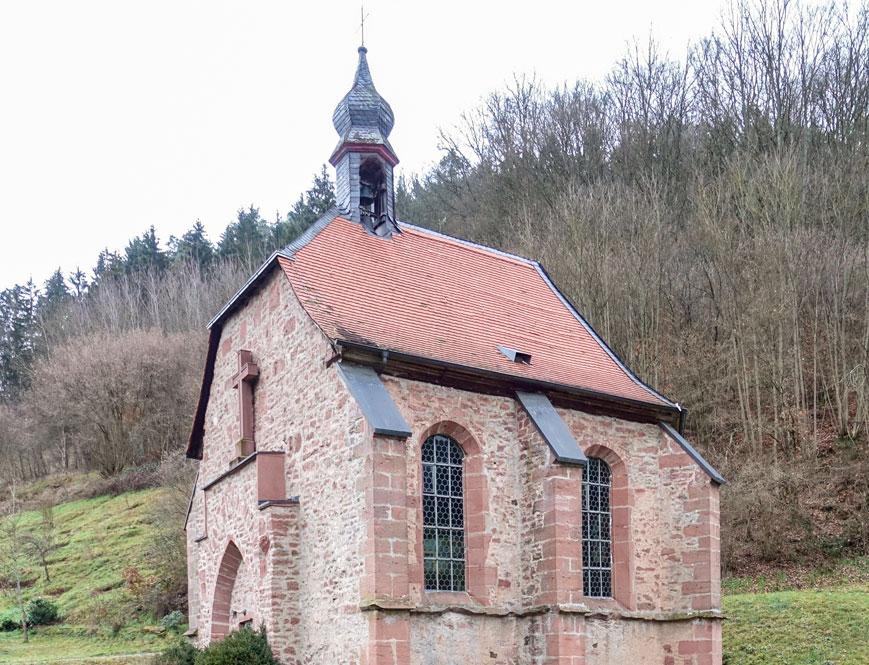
[360, 600, 724, 623]
[257, 497, 300, 510]
[561, 603, 724, 622]
[202, 450, 284, 491]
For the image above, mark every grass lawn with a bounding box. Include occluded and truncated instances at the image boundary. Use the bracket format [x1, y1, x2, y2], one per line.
[0, 625, 162, 663]
[722, 558, 869, 664]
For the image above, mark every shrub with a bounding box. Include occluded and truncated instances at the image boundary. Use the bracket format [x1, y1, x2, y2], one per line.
[0, 608, 21, 632]
[195, 626, 278, 665]
[68, 596, 131, 636]
[160, 610, 185, 632]
[158, 639, 198, 665]
[26, 597, 60, 626]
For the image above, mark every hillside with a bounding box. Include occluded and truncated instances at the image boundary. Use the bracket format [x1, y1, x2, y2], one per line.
[1, 482, 867, 664]
[0, 487, 181, 664]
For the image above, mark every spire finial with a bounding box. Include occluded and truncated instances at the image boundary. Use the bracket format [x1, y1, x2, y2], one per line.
[359, 4, 370, 48]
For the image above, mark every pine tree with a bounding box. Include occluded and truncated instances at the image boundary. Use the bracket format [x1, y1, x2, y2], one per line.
[0, 281, 38, 400]
[274, 166, 336, 247]
[92, 248, 123, 284]
[39, 269, 70, 313]
[68, 268, 88, 299]
[218, 206, 271, 268]
[168, 221, 215, 271]
[124, 226, 167, 275]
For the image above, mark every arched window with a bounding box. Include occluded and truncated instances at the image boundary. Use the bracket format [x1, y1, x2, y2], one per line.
[422, 434, 465, 591]
[582, 457, 613, 598]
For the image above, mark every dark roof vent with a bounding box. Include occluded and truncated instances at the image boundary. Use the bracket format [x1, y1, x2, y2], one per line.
[498, 345, 532, 364]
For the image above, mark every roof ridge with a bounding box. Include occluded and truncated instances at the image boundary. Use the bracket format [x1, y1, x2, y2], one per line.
[397, 220, 539, 268]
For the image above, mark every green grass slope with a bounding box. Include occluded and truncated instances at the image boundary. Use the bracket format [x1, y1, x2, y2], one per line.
[0, 489, 177, 664]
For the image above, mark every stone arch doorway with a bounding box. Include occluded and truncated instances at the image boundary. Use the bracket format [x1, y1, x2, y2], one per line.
[210, 541, 243, 640]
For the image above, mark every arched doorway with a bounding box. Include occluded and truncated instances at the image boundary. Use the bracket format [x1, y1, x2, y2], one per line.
[210, 541, 243, 640]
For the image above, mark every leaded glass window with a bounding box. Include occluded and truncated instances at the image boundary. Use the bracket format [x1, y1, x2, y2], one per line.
[422, 434, 465, 591]
[582, 457, 612, 597]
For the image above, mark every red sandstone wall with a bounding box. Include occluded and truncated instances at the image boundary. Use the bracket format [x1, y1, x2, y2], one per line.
[187, 268, 369, 663]
[373, 375, 722, 665]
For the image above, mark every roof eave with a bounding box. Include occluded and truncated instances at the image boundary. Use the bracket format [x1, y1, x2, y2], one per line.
[334, 339, 681, 426]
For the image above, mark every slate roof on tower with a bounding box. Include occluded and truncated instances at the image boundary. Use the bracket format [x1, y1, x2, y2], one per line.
[331, 46, 396, 158]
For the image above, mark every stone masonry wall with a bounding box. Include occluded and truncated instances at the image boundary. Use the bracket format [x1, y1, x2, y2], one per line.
[187, 267, 370, 663]
[368, 375, 722, 665]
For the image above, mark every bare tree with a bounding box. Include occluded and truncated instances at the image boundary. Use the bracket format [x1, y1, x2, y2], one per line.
[24, 504, 58, 583]
[0, 484, 32, 642]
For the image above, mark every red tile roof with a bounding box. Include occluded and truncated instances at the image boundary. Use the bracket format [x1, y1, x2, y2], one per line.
[278, 216, 671, 408]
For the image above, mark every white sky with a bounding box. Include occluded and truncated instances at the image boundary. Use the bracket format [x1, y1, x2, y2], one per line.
[0, 0, 724, 291]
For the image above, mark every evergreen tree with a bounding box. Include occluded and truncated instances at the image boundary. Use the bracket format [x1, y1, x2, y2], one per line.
[274, 166, 336, 247]
[0, 281, 38, 400]
[92, 248, 123, 284]
[168, 221, 215, 271]
[218, 206, 271, 268]
[124, 226, 167, 275]
[68, 268, 88, 299]
[39, 269, 70, 313]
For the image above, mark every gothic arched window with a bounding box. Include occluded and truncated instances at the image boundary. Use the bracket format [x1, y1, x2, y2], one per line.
[582, 456, 613, 597]
[422, 434, 465, 591]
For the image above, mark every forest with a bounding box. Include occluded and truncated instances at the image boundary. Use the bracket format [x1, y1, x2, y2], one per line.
[0, 0, 867, 576]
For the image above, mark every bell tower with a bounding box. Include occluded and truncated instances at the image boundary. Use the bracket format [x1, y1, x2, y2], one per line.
[330, 46, 399, 236]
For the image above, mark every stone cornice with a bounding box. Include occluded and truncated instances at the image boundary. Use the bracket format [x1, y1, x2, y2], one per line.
[359, 600, 724, 623]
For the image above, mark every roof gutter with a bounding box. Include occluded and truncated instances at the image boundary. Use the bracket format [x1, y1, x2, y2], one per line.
[335, 339, 681, 425]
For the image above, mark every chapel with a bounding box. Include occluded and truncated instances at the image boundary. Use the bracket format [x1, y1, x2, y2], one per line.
[185, 45, 724, 665]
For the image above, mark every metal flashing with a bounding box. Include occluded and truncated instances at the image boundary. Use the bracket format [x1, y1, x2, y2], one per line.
[533, 263, 678, 410]
[659, 422, 726, 485]
[397, 220, 538, 266]
[281, 207, 342, 258]
[337, 362, 412, 438]
[516, 390, 588, 466]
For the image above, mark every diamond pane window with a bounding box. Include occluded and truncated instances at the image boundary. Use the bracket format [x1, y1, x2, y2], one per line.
[422, 434, 466, 591]
[582, 457, 613, 597]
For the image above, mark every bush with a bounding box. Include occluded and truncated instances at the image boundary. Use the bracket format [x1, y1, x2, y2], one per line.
[158, 639, 198, 665]
[160, 610, 185, 632]
[0, 608, 21, 632]
[26, 597, 60, 626]
[195, 626, 278, 665]
[82, 463, 160, 499]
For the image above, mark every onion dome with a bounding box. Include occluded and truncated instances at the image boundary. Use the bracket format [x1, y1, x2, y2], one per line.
[332, 47, 395, 155]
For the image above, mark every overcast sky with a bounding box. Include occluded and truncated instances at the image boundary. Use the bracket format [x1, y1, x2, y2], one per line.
[0, 0, 725, 291]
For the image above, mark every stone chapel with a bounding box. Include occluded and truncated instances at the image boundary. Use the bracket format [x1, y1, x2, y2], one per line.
[185, 46, 724, 665]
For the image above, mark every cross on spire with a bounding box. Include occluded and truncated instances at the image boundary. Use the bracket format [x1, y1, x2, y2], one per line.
[231, 349, 259, 458]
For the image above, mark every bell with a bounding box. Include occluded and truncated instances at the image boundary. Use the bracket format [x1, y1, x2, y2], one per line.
[359, 183, 376, 208]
